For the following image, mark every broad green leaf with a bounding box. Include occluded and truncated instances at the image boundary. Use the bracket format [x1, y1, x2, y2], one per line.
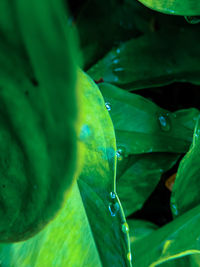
[128, 219, 158, 243]
[0, 183, 102, 267]
[132, 204, 200, 267]
[136, 0, 200, 16]
[0, 0, 78, 242]
[88, 28, 200, 90]
[174, 108, 200, 130]
[0, 70, 132, 267]
[171, 117, 200, 217]
[117, 153, 180, 216]
[99, 83, 197, 154]
[76, 0, 155, 68]
[156, 254, 200, 267]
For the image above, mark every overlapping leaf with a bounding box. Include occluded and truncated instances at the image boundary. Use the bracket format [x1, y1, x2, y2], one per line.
[117, 153, 180, 216]
[0, 70, 132, 266]
[76, 0, 155, 68]
[98, 83, 200, 217]
[88, 28, 200, 90]
[171, 117, 200, 217]
[131, 204, 200, 267]
[0, 0, 78, 242]
[136, 0, 200, 16]
[128, 219, 158, 243]
[99, 83, 198, 154]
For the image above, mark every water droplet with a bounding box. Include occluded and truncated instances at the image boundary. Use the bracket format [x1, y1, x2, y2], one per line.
[113, 59, 119, 64]
[185, 16, 200, 24]
[113, 67, 124, 73]
[105, 102, 111, 111]
[109, 202, 119, 217]
[116, 147, 125, 161]
[127, 252, 132, 262]
[116, 48, 121, 54]
[110, 191, 116, 199]
[158, 114, 171, 132]
[171, 203, 179, 216]
[122, 222, 129, 234]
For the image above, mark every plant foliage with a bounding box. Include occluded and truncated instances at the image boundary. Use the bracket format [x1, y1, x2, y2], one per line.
[1, 0, 200, 266]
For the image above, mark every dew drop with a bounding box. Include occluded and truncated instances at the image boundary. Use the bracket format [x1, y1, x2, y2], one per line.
[116, 148, 124, 161]
[116, 48, 121, 54]
[127, 252, 132, 262]
[105, 102, 111, 111]
[185, 16, 200, 24]
[113, 59, 119, 64]
[109, 202, 119, 217]
[110, 191, 116, 199]
[158, 114, 171, 132]
[113, 67, 124, 73]
[122, 222, 129, 234]
[171, 203, 179, 216]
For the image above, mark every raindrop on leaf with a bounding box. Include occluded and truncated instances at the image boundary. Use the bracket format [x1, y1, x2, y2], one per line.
[158, 114, 171, 132]
[127, 252, 132, 262]
[122, 222, 129, 234]
[110, 192, 116, 199]
[109, 202, 119, 217]
[116, 148, 125, 161]
[105, 102, 111, 111]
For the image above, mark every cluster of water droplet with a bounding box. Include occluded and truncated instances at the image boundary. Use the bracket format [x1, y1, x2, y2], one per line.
[105, 102, 111, 111]
[108, 191, 132, 265]
[108, 192, 120, 217]
[158, 113, 171, 132]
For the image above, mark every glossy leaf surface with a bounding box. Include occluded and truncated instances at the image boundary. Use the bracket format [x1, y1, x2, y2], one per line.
[117, 153, 180, 216]
[0, 0, 78, 242]
[128, 219, 158, 243]
[89, 28, 200, 90]
[136, 0, 200, 16]
[0, 70, 132, 267]
[171, 117, 200, 217]
[132, 204, 200, 267]
[76, 0, 154, 68]
[99, 83, 197, 154]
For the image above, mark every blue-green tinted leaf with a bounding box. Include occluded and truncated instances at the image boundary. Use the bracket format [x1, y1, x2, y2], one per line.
[99, 83, 197, 154]
[117, 153, 180, 216]
[88, 28, 200, 90]
[0, 70, 132, 266]
[136, 0, 200, 16]
[0, 0, 78, 242]
[128, 219, 158, 243]
[171, 117, 200, 217]
[76, 0, 154, 68]
[132, 204, 200, 267]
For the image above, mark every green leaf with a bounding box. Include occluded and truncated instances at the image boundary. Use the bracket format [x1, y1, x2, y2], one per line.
[128, 219, 158, 243]
[171, 116, 200, 217]
[88, 28, 200, 90]
[117, 153, 180, 216]
[99, 83, 197, 154]
[0, 0, 78, 242]
[132, 204, 200, 267]
[76, 0, 154, 68]
[0, 70, 132, 267]
[155, 254, 200, 267]
[136, 0, 200, 16]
